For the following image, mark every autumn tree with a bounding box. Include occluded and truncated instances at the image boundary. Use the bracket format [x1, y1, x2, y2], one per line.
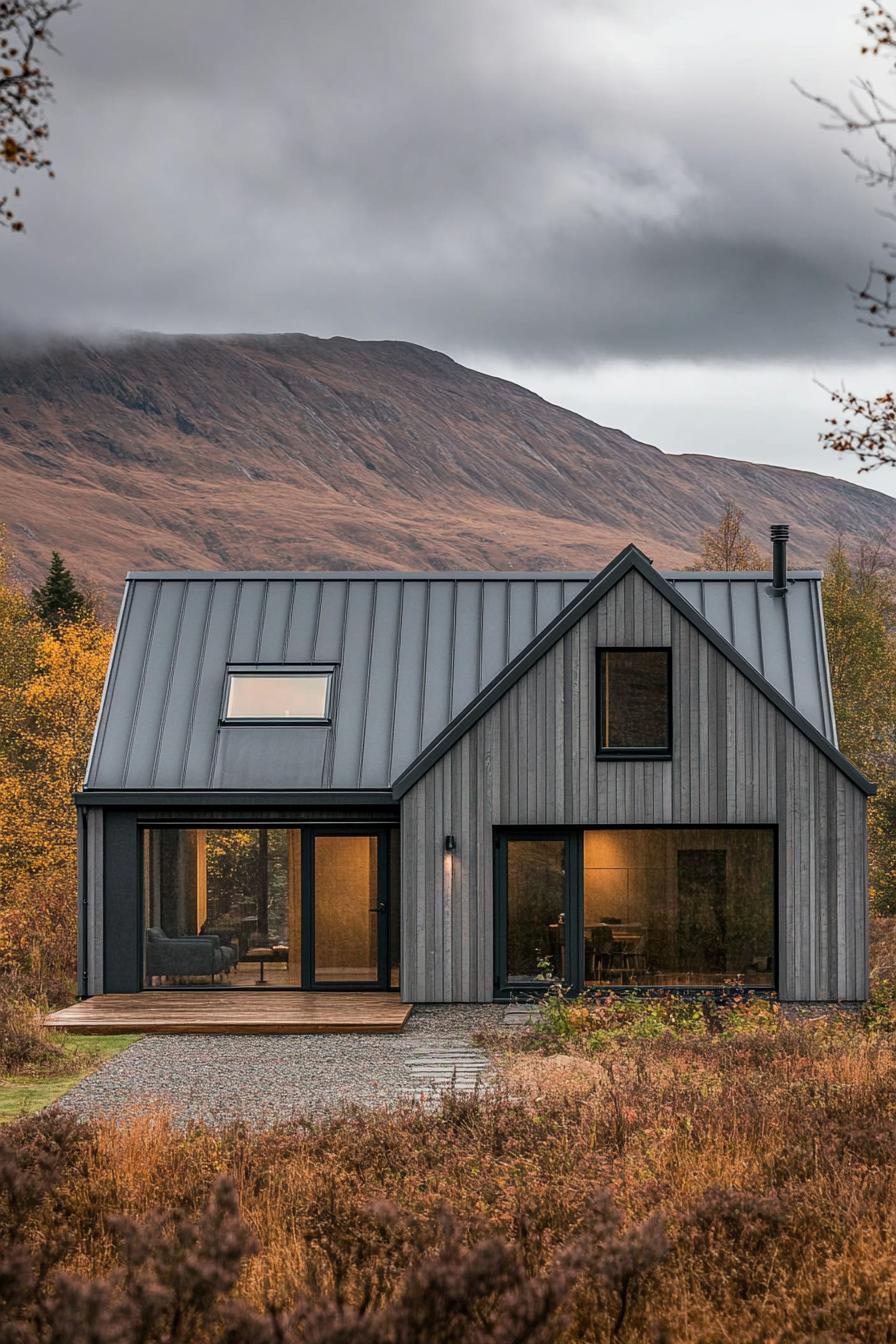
[0, 528, 41, 755]
[31, 550, 92, 629]
[0, 541, 111, 999]
[804, 6, 896, 470]
[696, 501, 767, 570]
[0, 0, 74, 231]
[822, 538, 896, 911]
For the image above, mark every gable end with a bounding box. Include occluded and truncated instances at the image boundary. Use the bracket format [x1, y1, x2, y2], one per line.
[391, 546, 874, 799]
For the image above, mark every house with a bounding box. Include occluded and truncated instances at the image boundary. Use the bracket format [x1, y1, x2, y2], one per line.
[75, 530, 874, 1004]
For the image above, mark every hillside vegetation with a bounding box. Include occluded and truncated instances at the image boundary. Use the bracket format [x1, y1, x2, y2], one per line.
[1, 334, 895, 594]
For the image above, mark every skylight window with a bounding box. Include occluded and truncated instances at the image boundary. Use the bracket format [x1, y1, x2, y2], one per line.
[223, 668, 334, 722]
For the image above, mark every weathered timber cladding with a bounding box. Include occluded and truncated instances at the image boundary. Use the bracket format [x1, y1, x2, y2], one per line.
[400, 570, 867, 1003]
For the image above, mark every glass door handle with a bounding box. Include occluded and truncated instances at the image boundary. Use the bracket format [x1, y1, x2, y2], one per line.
[369, 902, 386, 913]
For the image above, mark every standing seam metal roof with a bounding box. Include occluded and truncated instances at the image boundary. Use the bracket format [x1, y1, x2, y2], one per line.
[84, 565, 838, 793]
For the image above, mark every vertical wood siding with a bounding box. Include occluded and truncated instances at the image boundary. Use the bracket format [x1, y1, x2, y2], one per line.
[400, 571, 867, 1003]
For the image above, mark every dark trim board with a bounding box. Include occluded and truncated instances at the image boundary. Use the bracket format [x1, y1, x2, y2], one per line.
[392, 546, 875, 799]
[102, 809, 142, 994]
[75, 790, 395, 808]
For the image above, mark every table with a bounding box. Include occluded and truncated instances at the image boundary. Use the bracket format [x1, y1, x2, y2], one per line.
[243, 945, 289, 984]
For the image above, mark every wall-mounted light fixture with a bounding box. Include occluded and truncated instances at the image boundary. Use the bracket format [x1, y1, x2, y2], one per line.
[444, 834, 457, 853]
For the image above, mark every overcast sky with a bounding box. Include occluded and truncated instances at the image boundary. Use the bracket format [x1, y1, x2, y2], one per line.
[3, 0, 896, 495]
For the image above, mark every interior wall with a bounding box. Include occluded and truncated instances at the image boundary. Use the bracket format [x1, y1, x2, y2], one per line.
[313, 834, 378, 979]
[583, 828, 774, 980]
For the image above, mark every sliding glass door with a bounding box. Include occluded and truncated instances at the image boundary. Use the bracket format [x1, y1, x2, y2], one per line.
[310, 831, 389, 988]
[141, 824, 398, 990]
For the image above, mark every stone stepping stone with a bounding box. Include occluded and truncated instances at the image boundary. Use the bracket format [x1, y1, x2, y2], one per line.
[402, 1044, 491, 1098]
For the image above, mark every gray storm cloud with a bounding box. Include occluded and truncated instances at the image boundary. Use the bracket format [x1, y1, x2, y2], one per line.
[0, 0, 882, 363]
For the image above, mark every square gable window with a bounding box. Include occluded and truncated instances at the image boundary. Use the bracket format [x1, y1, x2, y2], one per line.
[598, 648, 671, 757]
[223, 667, 334, 722]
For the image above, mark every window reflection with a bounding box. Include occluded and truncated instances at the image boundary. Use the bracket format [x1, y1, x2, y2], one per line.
[583, 828, 774, 988]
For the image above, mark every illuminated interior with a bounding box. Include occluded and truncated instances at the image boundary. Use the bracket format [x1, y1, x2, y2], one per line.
[141, 827, 399, 988]
[503, 828, 774, 989]
[582, 829, 774, 987]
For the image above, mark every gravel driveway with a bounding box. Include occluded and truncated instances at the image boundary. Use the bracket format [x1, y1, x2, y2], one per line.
[57, 1005, 509, 1127]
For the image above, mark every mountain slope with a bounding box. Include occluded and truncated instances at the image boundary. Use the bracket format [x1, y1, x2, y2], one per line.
[0, 332, 894, 598]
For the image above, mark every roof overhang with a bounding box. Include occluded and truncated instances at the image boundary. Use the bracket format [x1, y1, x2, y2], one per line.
[74, 789, 396, 808]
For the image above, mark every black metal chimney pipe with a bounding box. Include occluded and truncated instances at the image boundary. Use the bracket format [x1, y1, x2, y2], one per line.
[770, 524, 789, 594]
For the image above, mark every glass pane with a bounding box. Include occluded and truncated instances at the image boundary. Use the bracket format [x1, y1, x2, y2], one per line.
[225, 673, 331, 720]
[506, 839, 567, 983]
[314, 835, 379, 983]
[601, 650, 669, 750]
[142, 827, 301, 987]
[583, 828, 774, 988]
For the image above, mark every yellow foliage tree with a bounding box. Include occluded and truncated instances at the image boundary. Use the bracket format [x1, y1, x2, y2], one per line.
[822, 541, 896, 913]
[0, 564, 112, 999]
[696, 501, 768, 571]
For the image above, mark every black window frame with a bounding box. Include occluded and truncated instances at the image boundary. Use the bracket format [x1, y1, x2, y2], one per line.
[493, 823, 779, 1000]
[220, 664, 337, 726]
[493, 829, 583, 997]
[137, 819, 399, 993]
[596, 646, 672, 760]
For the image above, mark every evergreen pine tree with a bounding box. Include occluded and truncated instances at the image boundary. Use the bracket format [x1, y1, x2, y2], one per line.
[31, 552, 91, 630]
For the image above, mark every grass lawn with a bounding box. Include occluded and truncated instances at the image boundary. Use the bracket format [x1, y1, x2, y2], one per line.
[0, 1033, 139, 1121]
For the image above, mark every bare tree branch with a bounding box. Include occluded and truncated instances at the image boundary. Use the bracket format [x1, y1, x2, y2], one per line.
[0, 0, 76, 232]
[801, 7, 896, 469]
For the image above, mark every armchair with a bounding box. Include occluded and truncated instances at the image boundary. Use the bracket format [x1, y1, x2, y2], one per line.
[144, 927, 236, 983]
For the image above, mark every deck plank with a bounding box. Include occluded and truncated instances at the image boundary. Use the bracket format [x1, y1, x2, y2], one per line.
[45, 992, 413, 1035]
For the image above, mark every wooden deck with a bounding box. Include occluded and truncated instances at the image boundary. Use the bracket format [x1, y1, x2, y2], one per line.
[45, 991, 413, 1035]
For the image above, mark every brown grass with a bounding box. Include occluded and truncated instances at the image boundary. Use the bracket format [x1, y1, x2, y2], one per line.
[7, 927, 896, 1340]
[0, 989, 74, 1075]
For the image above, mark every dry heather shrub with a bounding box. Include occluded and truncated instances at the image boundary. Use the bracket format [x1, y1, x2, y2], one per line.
[871, 916, 896, 982]
[0, 1109, 672, 1344]
[9, 972, 896, 1340]
[0, 988, 72, 1074]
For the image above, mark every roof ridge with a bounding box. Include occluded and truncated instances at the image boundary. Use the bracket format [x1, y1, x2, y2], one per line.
[122, 568, 825, 582]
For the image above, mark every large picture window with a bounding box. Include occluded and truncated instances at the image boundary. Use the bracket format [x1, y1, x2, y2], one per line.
[497, 826, 775, 993]
[142, 827, 300, 987]
[583, 828, 774, 988]
[598, 648, 671, 756]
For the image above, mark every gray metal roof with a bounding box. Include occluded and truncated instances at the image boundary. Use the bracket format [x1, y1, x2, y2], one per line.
[84, 563, 838, 793]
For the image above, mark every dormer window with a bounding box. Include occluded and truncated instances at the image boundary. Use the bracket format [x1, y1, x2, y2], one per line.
[223, 667, 334, 722]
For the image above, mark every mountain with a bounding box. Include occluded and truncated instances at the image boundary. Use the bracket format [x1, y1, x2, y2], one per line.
[1, 332, 894, 603]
